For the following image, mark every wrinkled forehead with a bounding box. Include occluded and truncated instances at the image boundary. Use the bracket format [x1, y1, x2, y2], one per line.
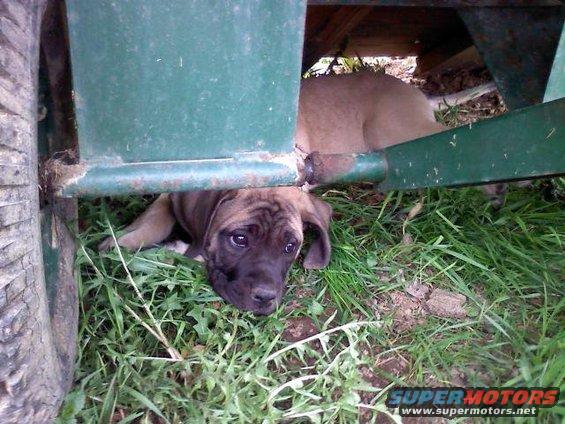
[212, 191, 303, 237]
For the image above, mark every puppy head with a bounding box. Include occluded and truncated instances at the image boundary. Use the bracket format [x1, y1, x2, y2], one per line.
[172, 187, 332, 315]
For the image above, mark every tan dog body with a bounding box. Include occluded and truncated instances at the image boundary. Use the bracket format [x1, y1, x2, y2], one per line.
[296, 72, 445, 154]
[296, 72, 505, 205]
[101, 72, 488, 313]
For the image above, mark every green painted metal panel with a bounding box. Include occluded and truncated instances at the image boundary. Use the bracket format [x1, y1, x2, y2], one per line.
[57, 98, 564, 196]
[545, 26, 565, 102]
[304, 152, 386, 185]
[459, 7, 563, 109]
[378, 98, 565, 191]
[308, 1, 561, 6]
[66, 1, 306, 163]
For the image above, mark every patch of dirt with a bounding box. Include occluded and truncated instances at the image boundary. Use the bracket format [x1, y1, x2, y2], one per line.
[360, 354, 410, 390]
[405, 281, 430, 300]
[367, 190, 388, 205]
[450, 368, 468, 387]
[464, 362, 494, 386]
[380, 56, 507, 126]
[424, 372, 444, 387]
[331, 387, 343, 402]
[283, 286, 316, 313]
[366, 296, 384, 320]
[358, 341, 381, 359]
[425, 288, 467, 319]
[420, 67, 491, 96]
[419, 67, 507, 125]
[371, 285, 468, 333]
[282, 316, 319, 342]
[375, 270, 393, 284]
[110, 409, 129, 423]
[283, 299, 301, 313]
[279, 313, 341, 372]
[389, 291, 428, 332]
[358, 353, 411, 423]
[379, 56, 418, 83]
[401, 232, 414, 245]
[295, 286, 316, 299]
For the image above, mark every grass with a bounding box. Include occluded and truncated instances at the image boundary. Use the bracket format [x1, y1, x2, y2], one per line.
[55, 179, 564, 423]
[53, 60, 560, 422]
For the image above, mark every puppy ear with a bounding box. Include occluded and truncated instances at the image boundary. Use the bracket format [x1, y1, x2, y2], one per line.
[170, 190, 236, 257]
[300, 193, 333, 269]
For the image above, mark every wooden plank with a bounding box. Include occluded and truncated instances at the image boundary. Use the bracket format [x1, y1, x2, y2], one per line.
[304, 5, 341, 41]
[415, 33, 484, 75]
[344, 37, 422, 56]
[416, 45, 483, 76]
[342, 7, 464, 56]
[302, 6, 373, 72]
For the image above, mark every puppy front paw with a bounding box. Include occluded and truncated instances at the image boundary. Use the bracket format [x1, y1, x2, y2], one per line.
[161, 240, 189, 255]
[98, 236, 117, 252]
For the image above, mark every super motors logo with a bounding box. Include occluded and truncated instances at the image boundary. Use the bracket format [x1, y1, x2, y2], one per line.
[386, 387, 559, 417]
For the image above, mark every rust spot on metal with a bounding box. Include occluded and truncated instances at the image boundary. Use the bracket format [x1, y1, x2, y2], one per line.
[243, 173, 271, 188]
[130, 179, 144, 189]
[256, 152, 273, 161]
[304, 152, 356, 185]
[210, 177, 221, 188]
[41, 149, 84, 197]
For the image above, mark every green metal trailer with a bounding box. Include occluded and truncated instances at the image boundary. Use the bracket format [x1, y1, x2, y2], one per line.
[0, 0, 563, 421]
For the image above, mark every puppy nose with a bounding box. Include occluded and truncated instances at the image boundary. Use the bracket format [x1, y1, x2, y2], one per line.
[251, 287, 277, 304]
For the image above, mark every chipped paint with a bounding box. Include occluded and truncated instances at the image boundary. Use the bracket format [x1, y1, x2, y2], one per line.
[267, 152, 302, 175]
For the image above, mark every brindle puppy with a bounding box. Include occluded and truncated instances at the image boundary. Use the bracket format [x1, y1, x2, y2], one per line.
[100, 72, 505, 314]
[100, 187, 331, 315]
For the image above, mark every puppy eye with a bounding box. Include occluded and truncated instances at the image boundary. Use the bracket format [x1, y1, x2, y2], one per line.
[284, 242, 296, 254]
[230, 233, 248, 248]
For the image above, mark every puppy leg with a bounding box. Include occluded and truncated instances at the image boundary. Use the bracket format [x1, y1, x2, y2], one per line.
[481, 183, 508, 209]
[99, 194, 176, 251]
